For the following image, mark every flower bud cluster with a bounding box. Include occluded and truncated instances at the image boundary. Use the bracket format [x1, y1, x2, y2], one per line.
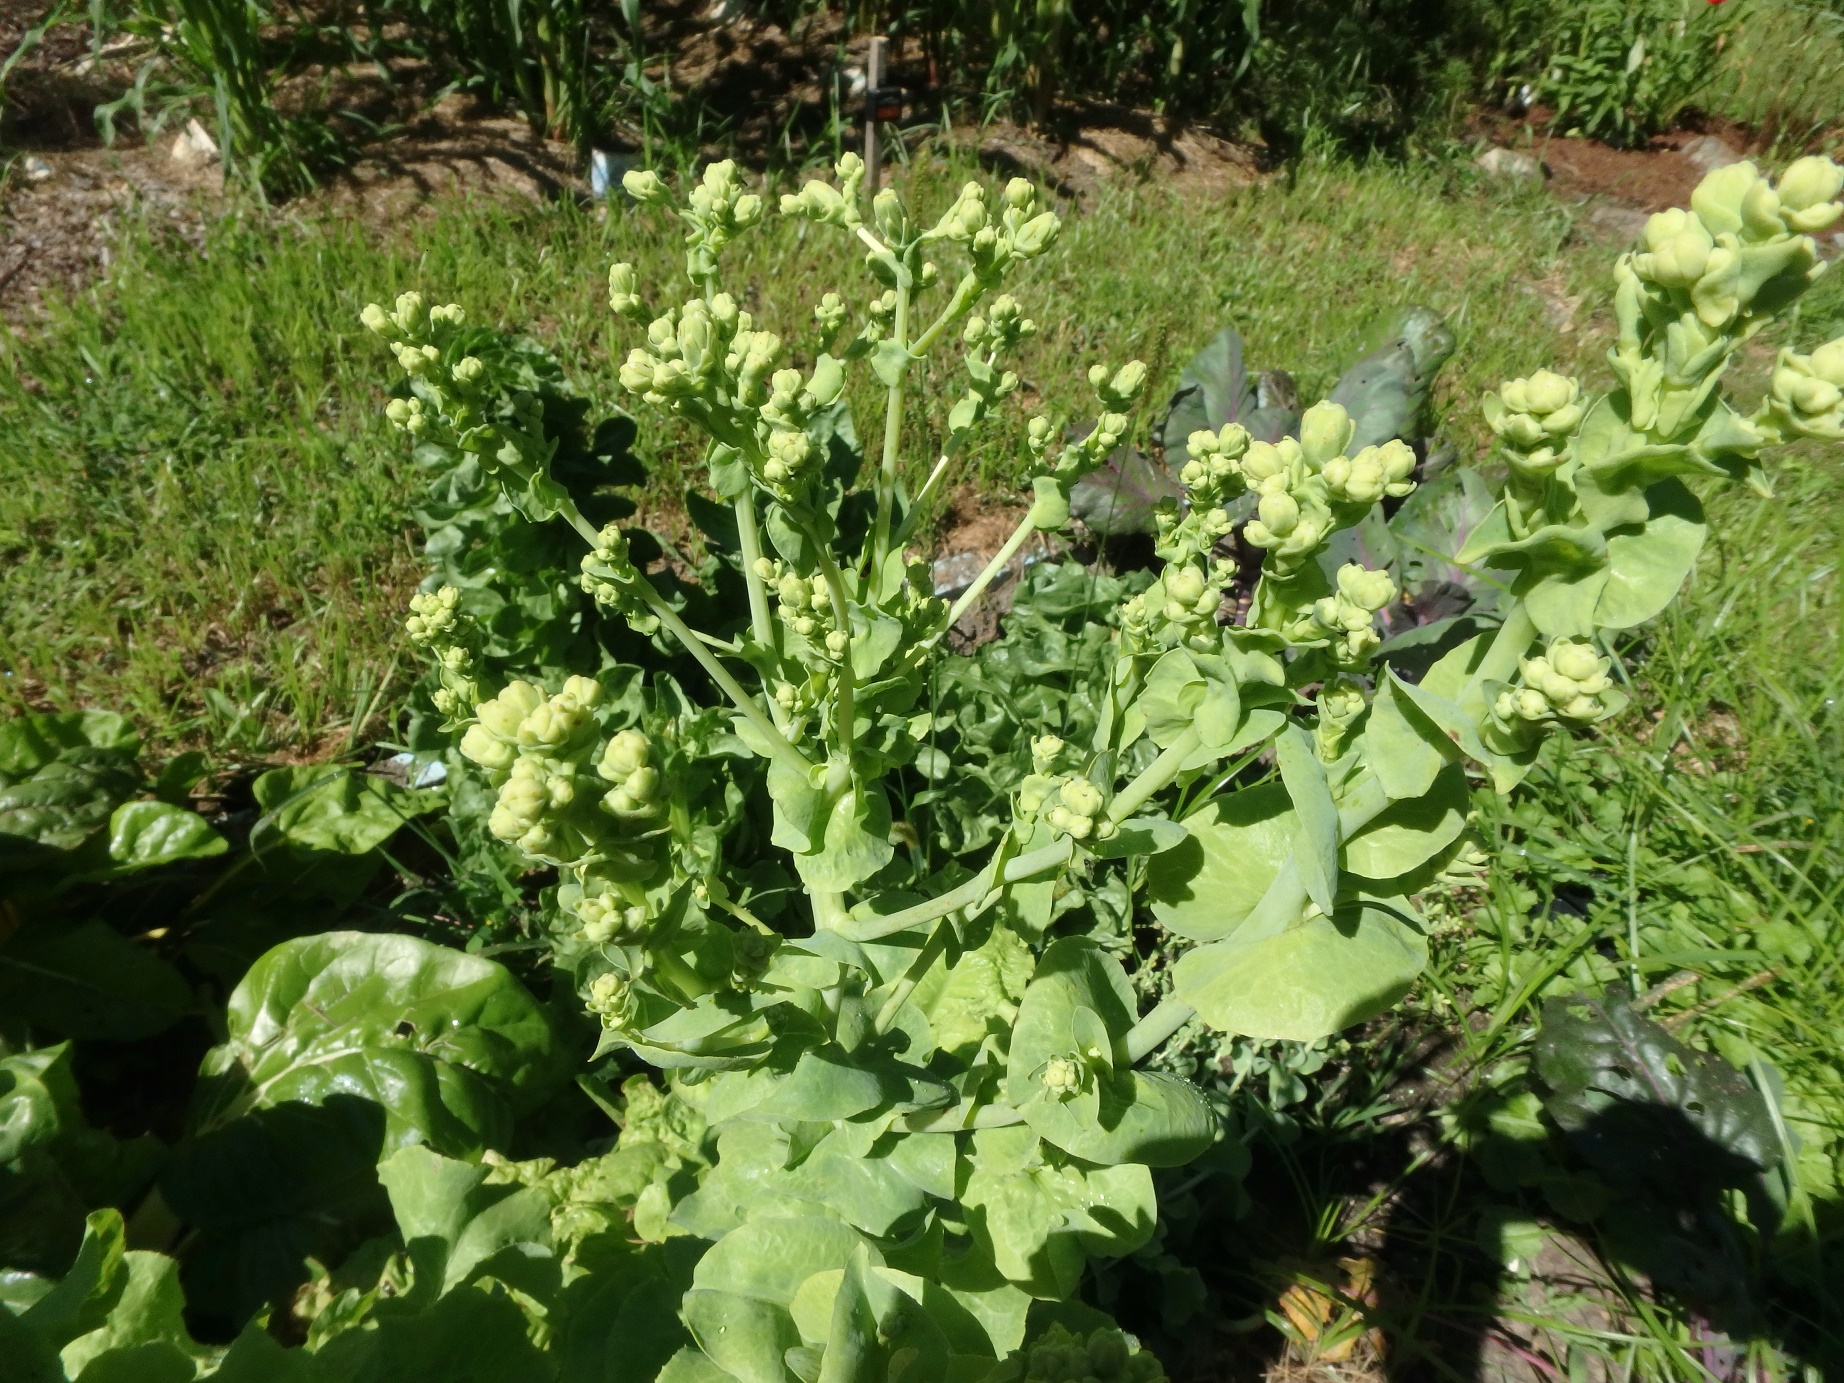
[1018, 1324, 1164, 1383]
[919, 177, 1061, 283]
[1315, 676, 1368, 759]
[1765, 338, 1844, 441]
[1483, 370, 1584, 483]
[1017, 771, 1117, 844]
[778, 153, 869, 230]
[579, 523, 660, 636]
[1612, 158, 1842, 441]
[756, 557, 850, 664]
[457, 676, 605, 858]
[949, 297, 1036, 436]
[404, 585, 481, 719]
[627, 160, 764, 284]
[1176, 425, 1251, 509]
[577, 893, 653, 946]
[1239, 437, 1336, 573]
[585, 971, 638, 1030]
[1321, 439, 1417, 507]
[1495, 638, 1616, 725]
[1037, 362, 1146, 489]
[1310, 563, 1399, 666]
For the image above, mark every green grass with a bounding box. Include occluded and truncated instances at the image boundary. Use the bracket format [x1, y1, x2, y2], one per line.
[1700, 0, 1844, 152]
[0, 153, 1606, 758]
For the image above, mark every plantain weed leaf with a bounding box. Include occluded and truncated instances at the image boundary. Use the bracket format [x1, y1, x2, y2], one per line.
[1067, 449, 1183, 538]
[1534, 991, 1778, 1192]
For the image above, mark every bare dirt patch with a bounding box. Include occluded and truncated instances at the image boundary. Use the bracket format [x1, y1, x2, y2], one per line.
[975, 106, 1265, 207]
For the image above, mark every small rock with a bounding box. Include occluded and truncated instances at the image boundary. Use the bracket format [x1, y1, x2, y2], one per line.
[22, 155, 53, 183]
[1587, 202, 1651, 243]
[170, 118, 220, 169]
[1476, 147, 1545, 181]
[1680, 134, 1742, 172]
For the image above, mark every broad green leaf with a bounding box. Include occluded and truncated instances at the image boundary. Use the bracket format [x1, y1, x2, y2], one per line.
[1145, 784, 1294, 942]
[20, 1209, 128, 1350]
[250, 765, 426, 858]
[796, 788, 895, 894]
[191, 930, 567, 1150]
[0, 713, 139, 781]
[1593, 480, 1707, 631]
[1173, 905, 1428, 1041]
[703, 1044, 888, 1126]
[1275, 727, 1338, 917]
[375, 1144, 554, 1301]
[1362, 675, 1454, 801]
[58, 1248, 202, 1381]
[106, 800, 227, 870]
[1341, 764, 1470, 880]
[684, 1218, 864, 1383]
[1007, 939, 1215, 1167]
[1084, 817, 1186, 860]
[306, 1282, 556, 1383]
[0, 1046, 164, 1277]
[0, 754, 141, 854]
[657, 1348, 739, 1383]
[1135, 650, 1204, 749]
[0, 920, 192, 1041]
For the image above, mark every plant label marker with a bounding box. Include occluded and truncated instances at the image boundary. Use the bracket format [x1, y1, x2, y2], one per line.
[864, 34, 887, 194]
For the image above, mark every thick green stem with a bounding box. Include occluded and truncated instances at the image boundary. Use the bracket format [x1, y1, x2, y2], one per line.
[557, 494, 812, 779]
[1124, 996, 1195, 1064]
[810, 544, 857, 751]
[734, 495, 776, 651]
[873, 918, 951, 1034]
[845, 838, 1075, 941]
[943, 511, 1036, 630]
[871, 278, 911, 575]
[908, 272, 980, 357]
[1108, 728, 1202, 823]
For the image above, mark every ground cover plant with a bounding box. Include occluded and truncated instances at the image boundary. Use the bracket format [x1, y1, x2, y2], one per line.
[5, 141, 1843, 1383]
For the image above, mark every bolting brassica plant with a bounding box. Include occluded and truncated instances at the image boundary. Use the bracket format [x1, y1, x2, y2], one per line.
[360, 151, 1844, 1381]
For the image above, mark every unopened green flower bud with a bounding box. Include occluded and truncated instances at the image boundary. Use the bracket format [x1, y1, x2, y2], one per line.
[1031, 735, 1065, 772]
[1042, 1056, 1084, 1097]
[1005, 177, 1036, 210]
[1012, 211, 1060, 257]
[622, 168, 669, 205]
[458, 723, 515, 771]
[1059, 778, 1103, 818]
[599, 728, 651, 780]
[1777, 156, 1844, 232]
[873, 187, 908, 242]
[586, 971, 637, 1027]
[477, 681, 545, 739]
[360, 302, 392, 336]
[1298, 400, 1355, 467]
[451, 356, 485, 385]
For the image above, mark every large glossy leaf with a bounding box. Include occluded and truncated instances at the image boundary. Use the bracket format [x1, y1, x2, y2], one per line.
[683, 1217, 863, 1383]
[1067, 449, 1184, 538]
[1007, 939, 1215, 1168]
[245, 767, 439, 907]
[1327, 307, 1454, 452]
[190, 930, 567, 1150]
[1145, 784, 1294, 942]
[375, 1145, 555, 1303]
[309, 1282, 558, 1383]
[0, 713, 139, 783]
[1173, 905, 1428, 1041]
[0, 919, 193, 1041]
[0, 755, 141, 856]
[105, 800, 227, 870]
[1157, 328, 1259, 465]
[0, 1046, 164, 1277]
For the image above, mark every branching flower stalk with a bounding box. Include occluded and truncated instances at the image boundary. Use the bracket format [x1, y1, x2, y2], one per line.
[367, 153, 1843, 1383]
